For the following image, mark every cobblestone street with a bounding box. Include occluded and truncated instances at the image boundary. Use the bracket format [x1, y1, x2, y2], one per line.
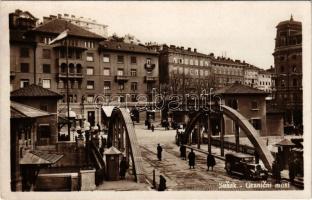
[136, 124, 298, 191]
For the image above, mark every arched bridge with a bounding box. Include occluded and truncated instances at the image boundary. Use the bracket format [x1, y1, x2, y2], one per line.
[181, 105, 274, 171]
[107, 107, 145, 183]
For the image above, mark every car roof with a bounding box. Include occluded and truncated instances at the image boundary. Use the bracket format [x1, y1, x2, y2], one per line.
[226, 152, 254, 158]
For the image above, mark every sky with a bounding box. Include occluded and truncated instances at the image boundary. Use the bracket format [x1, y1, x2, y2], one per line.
[1, 1, 310, 69]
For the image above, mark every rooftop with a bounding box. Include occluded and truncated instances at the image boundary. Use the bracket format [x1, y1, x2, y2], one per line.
[30, 19, 105, 40]
[11, 101, 52, 118]
[99, 41, 158, 55]
[277, 15, 302, 28]
[11, 84, 63, 98]
[213, 83, 268, 95]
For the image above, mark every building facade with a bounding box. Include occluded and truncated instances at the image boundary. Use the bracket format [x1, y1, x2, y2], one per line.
[243, 64, 259, 88]
[10, 10, 159, 129]
[159, 45, 214, 95]
[272, 16, 302, 127]
[257, 69, 272, 93]
[210, 57, 245, 89]
[214, 83, 268, 137]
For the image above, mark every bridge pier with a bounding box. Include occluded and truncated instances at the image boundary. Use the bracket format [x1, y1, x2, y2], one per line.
[235, 124, 240, 152]
[220, 116, 225, 156]
[197, 124, 201, 149]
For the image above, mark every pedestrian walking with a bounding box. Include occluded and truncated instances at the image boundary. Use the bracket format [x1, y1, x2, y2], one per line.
[288, 159, 296, 182]
[147, 121, 151, 130]
[207, 153, 216, 171]
[101, 136, 106, 149]
[157, 144, 163, 161]
[180, 145, 186, 160]
[158, 175, 167, 191]
[272, 160, 281, 183]
[151, 124, 155, 132]
[97, 123, 101, 133]
[119, 156, 128, 180]
[188, 149, 196, 169]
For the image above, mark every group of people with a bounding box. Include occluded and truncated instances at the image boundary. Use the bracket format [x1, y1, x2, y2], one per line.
[179, 144, 216, 170]
[158, 143, 216, 171]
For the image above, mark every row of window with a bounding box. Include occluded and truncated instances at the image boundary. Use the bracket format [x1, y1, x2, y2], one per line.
[19, 63, 140, 77]
[172, 57, 210, 67]
[19, 78, 141, 91]
[213, 68, 243, 76]
[279, 65, 298, 73]
[171, 67, 210, 76]
[62, 94, 139, 104]
[40, 36, 96, 48]
[86, 68, 137, 76]
[279, 79, 300, 87]
[277, 54, 300, 61]
[258, 81, 271, 86]
[19, 48, 153, 65]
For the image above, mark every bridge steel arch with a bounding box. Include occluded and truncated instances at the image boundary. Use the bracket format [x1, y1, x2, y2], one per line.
[182, 105, 274, 171]
[107, 107, 145, 183]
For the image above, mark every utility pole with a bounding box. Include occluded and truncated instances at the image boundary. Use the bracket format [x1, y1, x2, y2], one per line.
[65, 21, 70, 137]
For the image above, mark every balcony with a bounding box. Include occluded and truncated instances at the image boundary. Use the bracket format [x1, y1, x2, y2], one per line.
[52, 40, 87, 51]
[115, 75, 129, 82]
[57, 72, 83, 79]
[144, 76, 157, 82]
[10, 71, 16, 79]
[144, 63, 156, 71]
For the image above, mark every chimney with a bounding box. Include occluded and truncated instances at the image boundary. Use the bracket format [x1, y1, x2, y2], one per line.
[57, 14, 62, 18]
[50, 15, 57, 20]
[181, 47, 184, 50]
[170, 45, 176, 49]
[194, 48, 197, 53]
[43, 16, 52, 24]
[71, 15, 75, 18]
[64, 13, 69, 17]
[187, 47, 191, 51]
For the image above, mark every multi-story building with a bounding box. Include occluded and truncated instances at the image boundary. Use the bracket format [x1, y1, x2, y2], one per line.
[42, 13, 108, 38]
[257, 69, 272, 93]
[210, 57, 245, 89]
[98, 41, 159, 104]
[10, 10, 159, 128]
[272, 15, 302, 127]
[243, 64, 259, 88]
[159, 45, 214, 95]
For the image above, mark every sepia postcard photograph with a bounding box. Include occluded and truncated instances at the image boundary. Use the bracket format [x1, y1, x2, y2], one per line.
[0, 1, 311, 199]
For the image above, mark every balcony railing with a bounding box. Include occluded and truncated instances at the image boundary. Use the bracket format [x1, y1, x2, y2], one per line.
[10, 71, 16, 79]
[115, 75, 130, 82]
[52, 40, 88, 50]
[144, 76, 157, 82]
[144, 63, 156, 71]
[57, 72, 83, 79]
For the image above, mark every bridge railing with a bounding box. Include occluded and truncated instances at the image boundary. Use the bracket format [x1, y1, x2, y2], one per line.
[210, 138, 256, 155]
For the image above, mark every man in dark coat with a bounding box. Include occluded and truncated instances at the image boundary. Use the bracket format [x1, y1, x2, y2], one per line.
[207, 153, 216, 171]
[288, 159, 297, 182]
[151, 124, 155, 132]
[188, 149, 196, 169]
[158, 175, 167, 191]
[272, 160, 281, 183]
[180, 145, 186, 160]
[157, 144, 163, 161]
[119, 156, 128, 180]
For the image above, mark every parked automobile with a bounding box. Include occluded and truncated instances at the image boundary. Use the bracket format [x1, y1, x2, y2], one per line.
[225, 153, 268, 180]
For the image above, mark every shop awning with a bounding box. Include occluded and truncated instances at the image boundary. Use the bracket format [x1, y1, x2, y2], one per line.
[102, 106, 116, 117]
[20, 151, 63, 165]
[11, 101, 52, 118]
